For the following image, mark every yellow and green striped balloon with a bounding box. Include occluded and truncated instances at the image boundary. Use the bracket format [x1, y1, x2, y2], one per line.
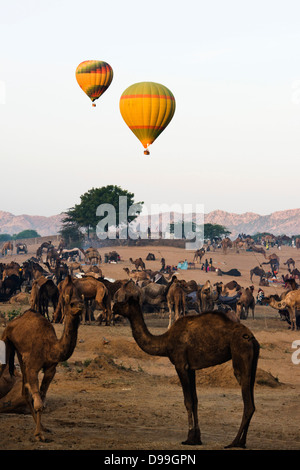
[75, 60, 113, 107]
[119, 82, 176, 155]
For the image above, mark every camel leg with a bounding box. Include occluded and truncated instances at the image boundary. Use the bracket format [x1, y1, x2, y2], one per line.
[167, 302, 174, 329]
[23, 368, 45, 441]
[226, 336, 259, 448]
[40, 365, 56, 402]
[176, 367, 201, 445]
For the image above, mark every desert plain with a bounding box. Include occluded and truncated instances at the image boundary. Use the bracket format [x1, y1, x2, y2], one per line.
[0, 241, 299, 452]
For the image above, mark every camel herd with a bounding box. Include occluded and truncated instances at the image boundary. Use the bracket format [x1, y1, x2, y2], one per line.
[0, 238, 299, 448]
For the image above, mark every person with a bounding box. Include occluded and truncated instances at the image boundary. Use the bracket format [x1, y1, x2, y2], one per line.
[160, 257, 166, 272]
[205, 259, 209, 272]
[256, 288, 264, 305]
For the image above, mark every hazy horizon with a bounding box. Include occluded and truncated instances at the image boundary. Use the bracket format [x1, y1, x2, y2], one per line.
[1, 1, 300, 217]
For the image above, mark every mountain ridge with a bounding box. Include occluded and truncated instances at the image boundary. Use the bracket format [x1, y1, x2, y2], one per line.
[0, 208, 299, 238]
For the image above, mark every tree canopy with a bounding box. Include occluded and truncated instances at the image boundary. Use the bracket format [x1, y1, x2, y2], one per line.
[12, 230, 40, 240]
[204, 223, 231, 241]
[61, 185, 143, 238]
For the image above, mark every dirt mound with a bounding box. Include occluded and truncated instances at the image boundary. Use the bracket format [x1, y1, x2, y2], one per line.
[169, 362, 282, 388]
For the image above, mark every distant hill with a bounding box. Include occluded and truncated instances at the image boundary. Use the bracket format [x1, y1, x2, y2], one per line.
[0, 208, 299, 239]
[135, 208, 300, 239]
[0, 211, 65, 237]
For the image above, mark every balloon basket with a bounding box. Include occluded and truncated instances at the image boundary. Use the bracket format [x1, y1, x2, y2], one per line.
[92, 103, 96, 107]
[144, 150, 150, 155]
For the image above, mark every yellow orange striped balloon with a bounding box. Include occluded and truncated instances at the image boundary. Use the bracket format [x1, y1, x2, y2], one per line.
[75, 60, 113, 107]
[119, 82, 176, 155]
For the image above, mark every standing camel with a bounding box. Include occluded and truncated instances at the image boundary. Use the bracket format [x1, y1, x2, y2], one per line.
[113, 297, 260, 448]
[0, 275, 84, 441]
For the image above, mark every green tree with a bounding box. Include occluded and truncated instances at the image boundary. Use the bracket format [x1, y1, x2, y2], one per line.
[62, 185, 143, 237]
[12, 229, 40, 240]
[204, 223, 231, 241]
[0, 234, 12, 242]
[59, 223, 84, 249]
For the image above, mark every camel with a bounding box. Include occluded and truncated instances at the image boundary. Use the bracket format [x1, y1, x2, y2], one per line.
[221, 237, 232, 254]
[1, 241, 13, 256]
[46, 246, 60, 267]
[84, 247, 101, 265]
[0, 275, 84, 441]
[21, 260, 49, 281]
[113, 297, 260, 448]
[2, 262, 21, 281]
[193, 248, 205, 263]
[166, 276, 189, 328]
[197, 280, 217, 312]
[45, 259, 69, 284]
[263, 290, 300, 330]
[36, 241, 53, 261]
[129, 257, 145, 270]
[236, 287, 255, 320]
[123, 267, 150, 283]
[54, 276, 112, 325]
[249, 245, 266, 257]
[30, 277, 59, 321]
[114, 280, 144, 307]
[250, 266, 266, 283]
[284, 258, 295, 270]
[141, 282, 167, 312]
[261, 258, 279, 273]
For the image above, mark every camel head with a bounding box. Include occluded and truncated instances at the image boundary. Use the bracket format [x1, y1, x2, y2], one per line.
[113, 296, 139, 318]
[62, 275, 84, 317]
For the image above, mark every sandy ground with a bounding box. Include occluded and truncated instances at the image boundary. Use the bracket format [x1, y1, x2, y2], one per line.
[0, 242, 299, 452]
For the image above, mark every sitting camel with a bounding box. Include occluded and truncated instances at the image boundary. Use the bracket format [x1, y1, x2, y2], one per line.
[123, 267, 150, 283]
[0, 275, 84, 441]
[113, 297, 260, 448]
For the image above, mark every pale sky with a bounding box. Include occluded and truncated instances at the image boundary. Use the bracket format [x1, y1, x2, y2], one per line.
[0, 0, 300, 217]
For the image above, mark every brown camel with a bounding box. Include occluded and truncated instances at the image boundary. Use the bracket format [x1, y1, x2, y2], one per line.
[197, 280, 218, 312]
[0, 275, 84, 441]
[250, 266, 266, 283]
[236, 287, 255, 320]
[129, 257, 145, 270]
[113, 297, 260, 448]
[193, 248, 205, 263]
[54, 276, 112, 325]
[1, 241, 13, 256]
[221, 237, 232, 254]
[263, 290, 300, 330]
[123, 267, 150, 283]
[165, 276, 189, 328]
[30, 277, 59, 321]
[84, 247, 101, 265]
[284, 258, 295, 270]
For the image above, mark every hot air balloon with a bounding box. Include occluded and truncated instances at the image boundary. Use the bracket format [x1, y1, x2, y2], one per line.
[75, 60, 113, 107]
[119, 82, 176, 155]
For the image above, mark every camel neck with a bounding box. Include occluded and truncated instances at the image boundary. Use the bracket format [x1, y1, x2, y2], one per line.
[128, 311, 169, 357]
[54, 314, 80, 363]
